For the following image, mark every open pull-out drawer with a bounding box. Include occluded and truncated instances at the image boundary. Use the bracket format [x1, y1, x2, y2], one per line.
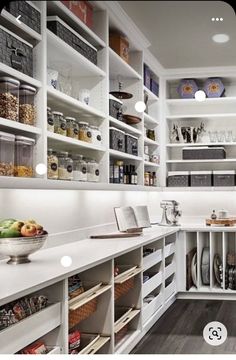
[114, 307, 140, 334]
[165, 254, 176, 279]
[143, 291, 163, 325]
[114, 266, 142, 284]
[143, 249, 162, 271]
[164, 242, 175, 258]
[143, 271, 162, 298]
[0, 303, 61, 354]
[78, 333, 110, 354]
[165, 275, 176, 301]
[114, 266, 142, 300]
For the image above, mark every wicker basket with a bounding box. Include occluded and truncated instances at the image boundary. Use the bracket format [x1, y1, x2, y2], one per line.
[69, 298, 98, 329]
[114, 277, 134, 300]
[69, 286, 84, 299]
[115, 324, 129, 344]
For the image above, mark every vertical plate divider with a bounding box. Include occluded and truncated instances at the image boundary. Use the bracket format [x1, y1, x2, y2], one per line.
[196, 232, 200, 290]
[162, 237, 166, 301]
[222, 232, 226, 291]
[209, 232, 213, 291]
[140, 244, 144, 328]
[63, 278, 69, 354]
[110, 258, 115, 354]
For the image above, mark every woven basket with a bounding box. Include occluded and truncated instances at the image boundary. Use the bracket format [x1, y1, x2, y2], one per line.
[69, 298, 98, 329]
[69, 286, 84, 300]
[115, 324, 129, 344]
[114, 277, 134, 300]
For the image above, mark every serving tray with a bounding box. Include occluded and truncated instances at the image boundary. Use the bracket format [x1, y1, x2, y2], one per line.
[206, 218, 236, 227]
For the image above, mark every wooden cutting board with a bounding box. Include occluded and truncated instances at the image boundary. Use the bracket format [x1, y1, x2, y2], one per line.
[206, 218, 236, 227]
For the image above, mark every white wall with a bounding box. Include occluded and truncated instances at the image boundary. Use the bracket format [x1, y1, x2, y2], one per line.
[0, 189, 235, 235]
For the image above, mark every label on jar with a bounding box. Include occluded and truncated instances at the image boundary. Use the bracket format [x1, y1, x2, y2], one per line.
[51, 163, 58, 172]
[95, 169, 99, 176]
[61, 122, 66, 130]
[97, 135, 101, 141]
[67, 165, 73, 173]
[73, 128, 78, 135]
[47, 117, 54, 126]
[82, 167, 87, 174]
[87, 131, 92, 138]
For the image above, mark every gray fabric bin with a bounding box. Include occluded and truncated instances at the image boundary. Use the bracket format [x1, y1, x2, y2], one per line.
[190, 171, 212, 187]
[167, 171, 189, 187]
[183, 146, 226, 160]
[213, 171, 235, 186]
[110, 127, 125, 152]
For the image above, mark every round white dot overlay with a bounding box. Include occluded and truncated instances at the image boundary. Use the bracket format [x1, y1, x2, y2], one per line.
[60, 255, 72, 267]
[203, 321, 227, 346]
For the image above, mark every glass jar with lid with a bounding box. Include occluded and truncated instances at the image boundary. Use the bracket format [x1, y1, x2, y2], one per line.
[66, 117, 79, 139]
[0, 131, 15, 176]
[14, 136, 35, 177]
[72, 154, 87, 181]
[0, 77, 20, 121]
[78, 122, 92, 143]
[19, 85, 37, 126]
[91, 125, 102, 146]
[53, 111, 66, 136]
[47, 107, 54, 132]
[87, 158, 100, 182]
[47, 149, 58, 180]
[58, 151, 73, 180]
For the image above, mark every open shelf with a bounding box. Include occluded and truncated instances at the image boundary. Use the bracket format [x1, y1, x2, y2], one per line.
[166, 113, 236, 120]
[109, 116, 142, 136]
[144, 137, 159, 146]
[144, 113, 159, 126]
[109, 48, 142, 80]
[109, 149, 143, 161]
[143, 86, 159, 102]
[166, 97, 236, 105]
[0, 62, 42, 88]
[167, 142, 236, 147]
[166, 158, 236, 163]
[0, 118, 42, 136]
[144, 161, 160, 168]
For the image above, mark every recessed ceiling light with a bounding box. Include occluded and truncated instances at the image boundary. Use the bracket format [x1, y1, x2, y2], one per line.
[211, 17, 215, 21]
[212, 33, 230, 43]
[216, 17, 219, 21]
[195, 90, 206, 102]
[220, 17, 223, 21]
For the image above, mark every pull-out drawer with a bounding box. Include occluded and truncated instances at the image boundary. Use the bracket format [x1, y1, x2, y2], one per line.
[78, 334, 110, 354]
[142, 293, 163, 325]
[0, 303, 61, 354]
[164, 242, 175, 258]
[143, 271, 162, 298]
[164, 278, 176, 301]
[165, 260, 176, 279]
[47, 346, 61, 354]
[143, 249, 162, 271]
[115, 308, 140, 334]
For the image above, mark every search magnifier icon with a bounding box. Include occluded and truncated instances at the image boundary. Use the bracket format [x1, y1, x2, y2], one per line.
[212, 330, 219, 337]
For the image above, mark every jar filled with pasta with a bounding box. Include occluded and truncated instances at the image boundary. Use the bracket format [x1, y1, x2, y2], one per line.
[47, 149, 58, 180]
[58, 151, 73, 180]
[78, 122, 92, 143]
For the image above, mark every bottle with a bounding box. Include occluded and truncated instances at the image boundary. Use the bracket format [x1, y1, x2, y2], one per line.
[149, 172, 153, 186]
[211, 210, 217, 220]
[152, 172, 157, 186]
[116, 160, 124, 184]
[124, 165, 129, 184]
[130, 165, 137, 185]
[113, 163, 119, 183]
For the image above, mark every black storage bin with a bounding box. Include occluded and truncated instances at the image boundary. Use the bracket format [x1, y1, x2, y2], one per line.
[190, 171, 212, 187]
[213, 171, 235, 186]
[167, 172, 189, 187]
[183, 146, 226, 160]
[0, 25, 33, 77]
[5, 1, 41, 34]
[109, 94, 123, 120]
[47, 16, 97, 65]
[110, 127, 125, 152]
[125, 134, 138, 156]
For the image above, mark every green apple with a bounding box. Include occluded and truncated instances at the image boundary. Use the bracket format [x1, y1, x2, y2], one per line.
[0, 228, 21, 238]
[0, 219, 17, 228]
[10, 221, 25, 232]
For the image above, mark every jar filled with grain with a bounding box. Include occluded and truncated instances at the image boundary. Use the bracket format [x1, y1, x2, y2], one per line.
[78, 122, 92, 143]
[58, 151, 73, 180]
[19, 85, 37, 125]
[53, 111, 66, 136]
[87, 158, 100, 182]
[72, 154, 87, 181]
[0, 77, 20, 121]
[47, 107, 54, 132]
[0, 131, 15, 176]
[91, 125, 102, 146]
[47, 149, 58, 180]
[66, 117, 79, 139]
[14, 136, 35, 177]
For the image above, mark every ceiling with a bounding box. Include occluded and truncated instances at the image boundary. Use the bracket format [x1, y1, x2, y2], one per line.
[118, 1, 236, 69]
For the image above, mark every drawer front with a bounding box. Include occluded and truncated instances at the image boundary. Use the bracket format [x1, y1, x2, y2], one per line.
[143, 249, 162, 271]
[165, 281, 176, 301]
[0, 303, 61, 354]
[143, 271, 162, 298]
[164, 243, 175, 258]
[142, 293, 163, 324]
[165, 261, 176, 279]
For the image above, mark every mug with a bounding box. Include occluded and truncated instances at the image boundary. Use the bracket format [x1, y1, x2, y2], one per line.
[218, 209, 228, 219]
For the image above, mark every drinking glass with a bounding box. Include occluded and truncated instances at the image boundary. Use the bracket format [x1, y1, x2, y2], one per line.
[216, 130, 225, 142]
[208, 131, 216, 142]
[225, 130, 233, 142]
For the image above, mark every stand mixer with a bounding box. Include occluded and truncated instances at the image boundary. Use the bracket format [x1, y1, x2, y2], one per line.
[158, 200, 182, 226]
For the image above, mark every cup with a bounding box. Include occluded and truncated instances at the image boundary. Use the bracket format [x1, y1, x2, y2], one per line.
[79, 89, 90, 105]
[218, 209, 228, 219]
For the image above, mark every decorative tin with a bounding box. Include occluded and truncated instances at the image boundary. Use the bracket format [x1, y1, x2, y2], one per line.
[110, 127, 125, 152]
[109, 94, 123, 120]
[177, 79, 198, 99]
[190, 171, 212, 187]
[167, 171, 189, 187]
[47, 16, 97, 65]
[203, 78, 225, 98]
[61, 1, 93, 29]
[182, 146, 226, 160]
[213, 170, 235, 186]
[125, 134, 138, 156]
[144, 64, 151, 89]
[150, 78, 159, 96]
[0, 25, 33, 77]
[110, 33, 129, 63]
[5, 1, 41, 34]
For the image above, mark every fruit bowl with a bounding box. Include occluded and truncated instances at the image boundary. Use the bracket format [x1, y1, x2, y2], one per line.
[0, 232, 48, 265]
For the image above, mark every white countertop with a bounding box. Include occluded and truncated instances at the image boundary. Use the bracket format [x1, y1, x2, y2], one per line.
[0, 226, 177, 306]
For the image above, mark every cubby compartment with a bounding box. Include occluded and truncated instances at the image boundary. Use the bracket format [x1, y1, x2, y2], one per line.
[197, 232, 210, 290]
[143, 262, 162, 299]
[142, 285, 163, 325]
[185, 232, 198, 291]
[143, 239, 163, 271]
[223, 232, 236, 291]
[164, 274, 176, 301]
[210, 232, 223, 291]
[165, 253, 176, 280]
[164, 233, 176, 258]
[18, 328, 63, 354]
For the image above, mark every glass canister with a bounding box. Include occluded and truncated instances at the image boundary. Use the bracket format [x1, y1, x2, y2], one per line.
[0, 131, 15, 176]
[47, 149, 58, 180]
[58, 151, 73, 180]
[0, 77, 20, 121]
[66, 117, 79, 139]
[19, 85, 37, 125]
[47, 107, 54, 132]
[87, 158, 100, 182]
[72, 154, 87, 181]
[53, 111, 66, 136]
[78, 122, 92, 143]
[91, 125, 102, 146]
[14, 136, 35, 177]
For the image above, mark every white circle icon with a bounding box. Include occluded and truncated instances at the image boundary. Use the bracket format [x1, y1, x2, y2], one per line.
[60, 255, 72, 268]
[203, 321, 227, 346]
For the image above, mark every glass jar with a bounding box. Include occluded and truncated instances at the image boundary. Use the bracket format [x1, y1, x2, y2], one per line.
[14, 136, 35, 177]
[0, 77, 20, 121]
[47, 107, 54, 132]
[66, 117, 79, 139]
[146, 129, 155, 141]
[0, 131, 15, 176]
[53, 111, 66, 136]
[72, 155, 87, 181]
[78, 122, 92, 143]
[87, 159, 99, 182]
[91, 125, 102, 146]
[144, 172, 150, 186]
[47, 149, 58, 180]
[19, 85, 37, 125]
[58, 151, 73, 180]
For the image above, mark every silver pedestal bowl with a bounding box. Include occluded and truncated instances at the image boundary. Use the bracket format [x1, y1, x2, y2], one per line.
[0, 234, 48, 265]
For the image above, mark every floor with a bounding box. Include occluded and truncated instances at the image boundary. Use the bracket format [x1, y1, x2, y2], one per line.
[132, 299, 236, 354]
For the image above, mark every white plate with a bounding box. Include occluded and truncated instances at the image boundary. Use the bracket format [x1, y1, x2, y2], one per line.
[191, 253, 197, 287]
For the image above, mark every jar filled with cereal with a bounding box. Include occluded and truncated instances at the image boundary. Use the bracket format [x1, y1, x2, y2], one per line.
[53, 111, 66, 136]
[72, 154, 87, 181]
[78, 122, 92, 143]
[91, 125, 102, 146]
[87, 158, 100, 182]
[58, 151, 73, 180]
[47, 107, 54, 132]
[0, 131, 15, 176]
[19, 85, 37, 126]
[47, 149, 58, 180]
[0, 77, 20, 121]
[66, 117, 79, 139]
[14, 136, 35, 177]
